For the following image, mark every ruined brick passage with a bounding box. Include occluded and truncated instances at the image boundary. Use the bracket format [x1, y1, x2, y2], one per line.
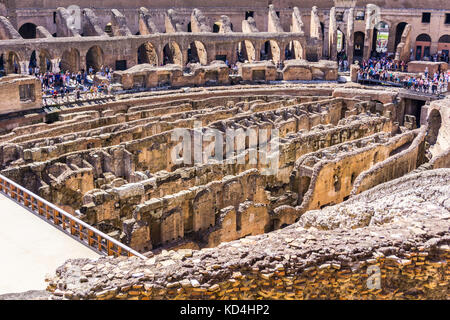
[0, 85, 446, 255]
[46, 169, 450, 300]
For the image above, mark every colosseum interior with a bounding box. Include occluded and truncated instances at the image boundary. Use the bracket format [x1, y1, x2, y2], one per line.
[0, 0, 448, 302]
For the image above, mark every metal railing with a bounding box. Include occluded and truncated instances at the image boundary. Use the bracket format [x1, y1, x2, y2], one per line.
[0, 174, 146, 259]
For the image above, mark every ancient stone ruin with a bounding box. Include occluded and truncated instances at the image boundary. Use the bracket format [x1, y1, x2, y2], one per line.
[0, 1, 448, 301]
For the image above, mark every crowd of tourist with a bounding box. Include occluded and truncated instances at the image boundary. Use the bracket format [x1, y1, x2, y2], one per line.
[357, 57, 449, 95]
[427, 52, 449, 63]
[28, 65, 114, 105]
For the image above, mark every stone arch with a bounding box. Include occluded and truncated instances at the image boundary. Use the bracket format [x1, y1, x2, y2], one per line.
[163, 41, 182, 66]
[5, 51, 20, 74]
[261, 40, 280, 64]
[18, 22, 37, 39]
[86, 45, 104, 72]
[39, 49, 53, 72]
[438, 35, 450, 54]
[285, 40, 303, 60]
[188, 41, 207, 65]
[238, 40, 256, 62]
[416, 34, 432, 42]
[394, 22, 407, 52]
[137, 41, 158, 65]
[372, 21, 389, 55]
[426, 109, 442, 146]
[353, 31, 365, 59]
[60, 48, 80, 73]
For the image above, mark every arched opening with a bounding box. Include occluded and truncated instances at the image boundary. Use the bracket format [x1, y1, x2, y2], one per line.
[261, 40, 280, 64]
[163, 42, 182, 66]
[187, 22, 192, 32]
[39, 50, 52, 73]
[61, 48, 80, 73]
[437, 35, 450, 61]
[372, 21, 389, 57]
[104, 22, 113, 37]
[28, 51, 37, 74]
[238, 40, 256, 62]
[415, 34, 432, 60]
[86, 46, 103, 73]
[353, 31, 365, 61]
[320, 22, 325, 57]
[137, 42, 158, 66]
[285, 40, 303, 60]
[213, 22, 220, 33]
[426, 109, 442, 146]
[188, 41, 207, 65]
[6, 52, 20, 74]
[18, 23, 37, 39]
[394, 22, 407, 52]
[0, 54, 4, 76]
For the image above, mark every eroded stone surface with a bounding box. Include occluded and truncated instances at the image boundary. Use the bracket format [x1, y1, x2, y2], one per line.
[46, 169, 450, 300]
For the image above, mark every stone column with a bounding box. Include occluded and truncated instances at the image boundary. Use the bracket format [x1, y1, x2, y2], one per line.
[255, 42, 261, 61]
[52, 59, 61, 73]
[322, 14, 329, 59]
[20, 61, 29, 75]
[328, 7, 337, 62]
[279, 41, 286, 62]
[181, 47, 188, 66]
[346, 8, 355, 64]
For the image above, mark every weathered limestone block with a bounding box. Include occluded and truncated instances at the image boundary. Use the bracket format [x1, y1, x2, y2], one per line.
[139, 7, 159, 35]
[36, 26, 53, 38]
[55, 7, 81, 37]
[216, 15, 233, 33]
[242, 17, 258, 33]
[268, 5, 283, 33]
[394, 24, 412, 62]
[291, 7, 304, 35]
[239, 61, 277, 82]
[190, 8, 211, 33]
[164, 9, 183, 33]
[110, 9, 132, 37]
[350, 63, 360, 82]
[47, 170, 450, 301]
[82, 8, 107, 37]
[282, 60, 312, 81]
[0, 15, 21, 39]
[123, 218, 151, 251]
[113, 182, 145, 199]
